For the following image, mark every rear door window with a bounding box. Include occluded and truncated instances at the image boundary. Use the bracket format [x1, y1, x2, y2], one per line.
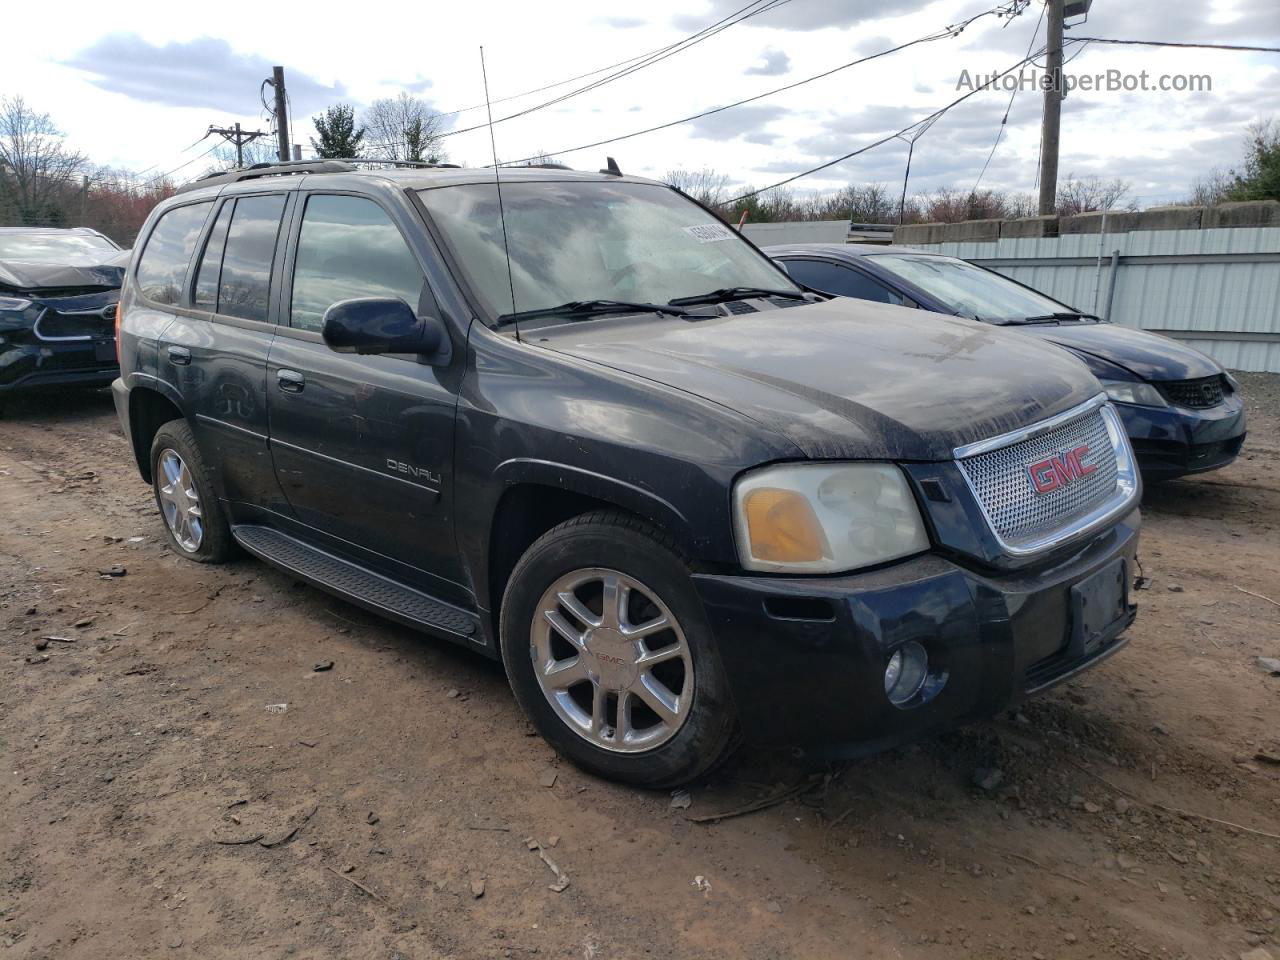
[289, 194, 424, 332]
[135, 202, 213, 305]
[784, 259, 905, 305]
[193, 201, 233, 311]
[216, 195, 287, 323]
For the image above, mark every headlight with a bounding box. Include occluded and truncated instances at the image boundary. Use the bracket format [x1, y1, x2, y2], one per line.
[1101, 380, 1167, 408]
[0, 297, 39, 333]
[733, 462, 929, 573]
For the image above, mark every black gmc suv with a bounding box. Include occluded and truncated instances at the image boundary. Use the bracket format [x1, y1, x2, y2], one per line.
[113, 160, 1141, 786]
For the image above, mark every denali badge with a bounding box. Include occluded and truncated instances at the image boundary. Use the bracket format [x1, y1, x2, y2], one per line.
[1027, 444, 1097, 494]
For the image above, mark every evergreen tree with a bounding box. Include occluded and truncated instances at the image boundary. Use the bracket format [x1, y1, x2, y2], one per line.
[310, 104, 365, 159]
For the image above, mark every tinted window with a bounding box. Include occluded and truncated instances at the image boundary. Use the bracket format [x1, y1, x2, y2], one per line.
[218, 195, 287, 323]
[290, 195, 424, 332]
[784, 259, 904, 305]
[135, 202, 212, 305]
[193, 201, 233, 311]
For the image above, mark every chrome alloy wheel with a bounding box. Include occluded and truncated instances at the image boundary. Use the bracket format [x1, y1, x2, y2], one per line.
[531, 568, 693, 753]
[156, 449, 204, 553]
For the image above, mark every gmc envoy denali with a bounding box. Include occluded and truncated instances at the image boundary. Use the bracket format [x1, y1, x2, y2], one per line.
[113, 159, 1141, 786]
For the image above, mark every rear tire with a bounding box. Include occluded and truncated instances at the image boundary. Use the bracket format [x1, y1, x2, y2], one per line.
[150, 420, 233, 563]
[500, 510, 738, 787]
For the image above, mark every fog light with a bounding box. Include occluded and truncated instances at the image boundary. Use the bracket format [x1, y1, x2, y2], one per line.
[884, 641, 928, 707]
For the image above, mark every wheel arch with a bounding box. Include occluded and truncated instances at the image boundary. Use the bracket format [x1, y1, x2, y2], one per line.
[126, 378, 186, 483]
[480, 460, 700, 642]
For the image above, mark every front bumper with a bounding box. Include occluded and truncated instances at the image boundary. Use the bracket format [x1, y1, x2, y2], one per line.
[693, 509, 1139, 756]
[1116, 395, 1246, 480]
[0, 338, 117, 393]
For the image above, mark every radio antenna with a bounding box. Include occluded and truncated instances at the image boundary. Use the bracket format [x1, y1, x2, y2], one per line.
[480, 46, 520, 342]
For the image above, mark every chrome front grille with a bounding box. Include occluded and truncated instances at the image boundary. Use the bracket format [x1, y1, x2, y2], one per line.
[955, 396, 1138, 556]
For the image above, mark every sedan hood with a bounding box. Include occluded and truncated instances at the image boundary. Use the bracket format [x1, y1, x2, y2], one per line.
[536, 298, 1100, 461]
[1021, 322, 1222, 381]
[0, 259, 125, 293]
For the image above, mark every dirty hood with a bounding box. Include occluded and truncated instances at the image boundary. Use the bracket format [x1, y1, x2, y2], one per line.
[0, 259, 125, 293]
[537, 298, 1101, 461]
[1019, 322, 1223, 382]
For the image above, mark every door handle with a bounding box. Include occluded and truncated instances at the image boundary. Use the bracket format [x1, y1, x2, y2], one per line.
[167, 346, 191, 366]
[276, 369, 305, 393]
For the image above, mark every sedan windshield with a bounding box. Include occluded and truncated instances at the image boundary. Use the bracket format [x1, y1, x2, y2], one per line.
[0, 232, 119, 264]
[418, 180, 798, 321]
[868, 253, 1072, 322]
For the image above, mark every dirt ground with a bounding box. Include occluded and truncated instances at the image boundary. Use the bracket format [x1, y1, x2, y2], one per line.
[2, 374, 1279, 960]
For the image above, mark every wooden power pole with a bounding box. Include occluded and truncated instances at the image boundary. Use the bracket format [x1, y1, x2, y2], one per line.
[1037, 0, 1065, 215]
[208, 122, 268, 168]
[271, 67, 291, 162]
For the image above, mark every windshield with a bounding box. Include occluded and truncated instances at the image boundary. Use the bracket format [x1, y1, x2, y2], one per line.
[0, 232, 119, 264]
[418, 180, 797, 321]
[868, 254, 1071, 322]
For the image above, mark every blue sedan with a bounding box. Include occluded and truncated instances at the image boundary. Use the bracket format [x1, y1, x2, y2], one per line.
[765, 243, 1247, 482]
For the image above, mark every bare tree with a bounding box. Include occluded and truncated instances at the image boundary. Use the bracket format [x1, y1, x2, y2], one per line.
[1055, 174, 1135, 216]
[663, 168, 731, 208]
[519, 150, 563, 167]
[205, 140, 279, 174]
[0, 95, 87, 226]
[1187, 168, 1233, 206]
[363, 94, 448, 164]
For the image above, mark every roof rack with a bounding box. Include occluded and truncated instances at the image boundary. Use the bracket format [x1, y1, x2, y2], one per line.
[175, 158, 462, 194]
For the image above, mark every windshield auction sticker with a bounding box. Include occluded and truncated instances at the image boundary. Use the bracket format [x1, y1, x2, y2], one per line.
[683, 223, 735, 243]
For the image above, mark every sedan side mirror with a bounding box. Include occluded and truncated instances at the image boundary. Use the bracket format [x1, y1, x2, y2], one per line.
[322, 297, 446, 359]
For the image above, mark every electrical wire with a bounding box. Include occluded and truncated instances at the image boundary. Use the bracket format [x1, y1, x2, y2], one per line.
[718, 47, 1049, 207]
[971, 3, 1045, 196]
[432, 0, 794, 142]
[494, 0, 1028, 167]
[430, 0, 793, 122]
[1065, 37, 1280, 54]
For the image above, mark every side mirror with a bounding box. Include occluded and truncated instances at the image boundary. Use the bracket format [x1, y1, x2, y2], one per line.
[321, 297, 445, 357]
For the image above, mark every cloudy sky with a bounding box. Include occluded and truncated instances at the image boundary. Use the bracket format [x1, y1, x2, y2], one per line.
[4, 0, 1278, 206]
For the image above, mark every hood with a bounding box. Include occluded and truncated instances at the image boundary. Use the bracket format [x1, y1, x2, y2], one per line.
[535, 298, 1101, 461]
[0, 259, 125, 293]
[1020, 322, 1222, 381]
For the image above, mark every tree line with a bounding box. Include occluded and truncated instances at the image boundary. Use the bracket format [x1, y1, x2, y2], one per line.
[2, 88, 1275, 246]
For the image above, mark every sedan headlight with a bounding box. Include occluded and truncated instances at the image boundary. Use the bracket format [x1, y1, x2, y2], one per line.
[1101, 380, 1167, 408]
[0, 297, 39, 333]
[733, 462, 929, 574]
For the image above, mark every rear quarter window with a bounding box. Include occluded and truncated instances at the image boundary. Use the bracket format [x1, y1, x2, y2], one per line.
[134, 202, 213, 305]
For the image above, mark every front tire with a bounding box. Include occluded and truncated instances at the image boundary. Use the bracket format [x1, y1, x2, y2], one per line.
[149, 420, 233, 563]
[500, 511, 738, 787]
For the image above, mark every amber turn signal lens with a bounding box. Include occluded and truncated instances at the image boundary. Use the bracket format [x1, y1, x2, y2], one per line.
[742, 487, 830, 564]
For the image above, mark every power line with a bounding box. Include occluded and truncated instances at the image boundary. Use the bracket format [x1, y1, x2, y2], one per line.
[436, 0, 794, 142]
[971, 2, 1045, 197]
[718, 47, 1049, 207]
[494, 0, 1028, 167]
[431, 1, 792, 122]
[1065, 37, 1280, 54]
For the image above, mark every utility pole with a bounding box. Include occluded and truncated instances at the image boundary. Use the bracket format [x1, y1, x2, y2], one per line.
[1037, 0, 1065, 215]
[271, 66, 291, 162]
[208, 122, 268, 168]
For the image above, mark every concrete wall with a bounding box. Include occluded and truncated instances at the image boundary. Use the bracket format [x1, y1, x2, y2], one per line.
[741, 220, 850, 246]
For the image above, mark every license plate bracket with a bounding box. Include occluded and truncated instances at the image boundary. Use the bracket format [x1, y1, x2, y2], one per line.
[1071, 559, 1129, 656]
[94, 340, 115, 363]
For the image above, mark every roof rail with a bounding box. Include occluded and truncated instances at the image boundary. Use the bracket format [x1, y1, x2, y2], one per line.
[175, 157, 465, 193]
[176, 160, 356, 194]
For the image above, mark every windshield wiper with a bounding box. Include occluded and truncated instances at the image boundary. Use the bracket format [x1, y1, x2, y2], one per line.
[667, 286, 807, 307]
[495, 299, 689, 328]
[1018, 311, 1101, 324]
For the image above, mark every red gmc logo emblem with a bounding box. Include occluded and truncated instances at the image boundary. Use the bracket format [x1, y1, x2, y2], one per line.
[1027, 445, 1097, 494]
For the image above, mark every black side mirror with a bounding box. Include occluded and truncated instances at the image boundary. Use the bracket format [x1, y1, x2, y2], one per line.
[321, 298, 445, 358]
